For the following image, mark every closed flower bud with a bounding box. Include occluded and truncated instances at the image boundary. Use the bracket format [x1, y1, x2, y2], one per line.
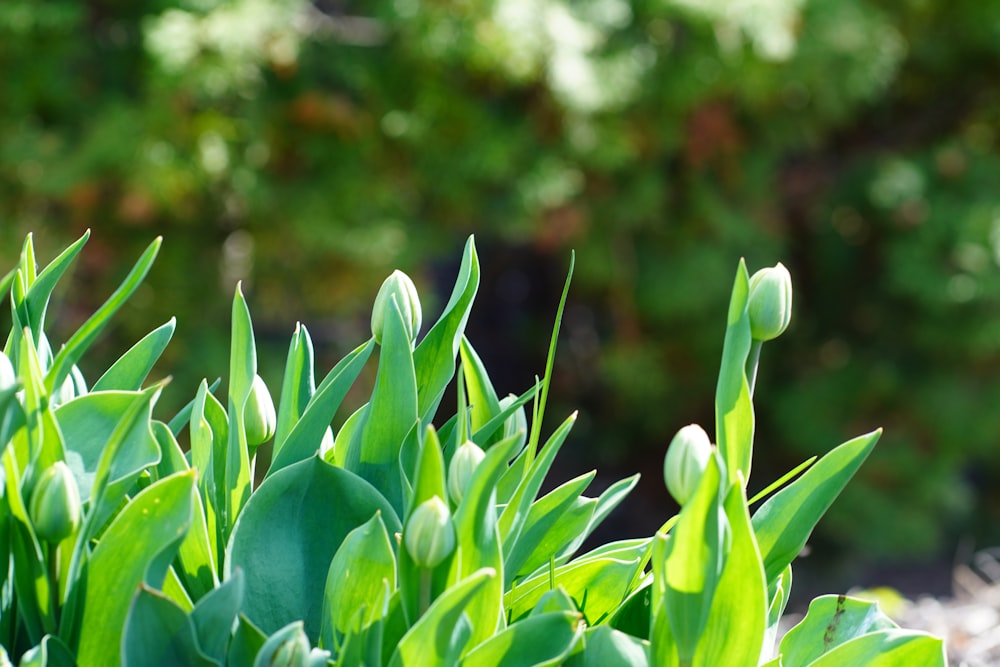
[448, 440, 485, 504]
[404, 496, 455, 568]
[258, 622, 311, 667]
[244, 374, 276, 446]
[29, 461, 81, 544]
[747, 263, 792, 342]
[371, 270, 422, 346]
[663, 424, 712, 506]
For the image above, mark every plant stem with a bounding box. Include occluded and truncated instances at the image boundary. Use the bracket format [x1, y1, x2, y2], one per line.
[745, 339, 762, 398]
[418, 569, 432, 617]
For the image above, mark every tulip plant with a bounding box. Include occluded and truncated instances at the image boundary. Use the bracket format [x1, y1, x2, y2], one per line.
[0, 231, 945, 666]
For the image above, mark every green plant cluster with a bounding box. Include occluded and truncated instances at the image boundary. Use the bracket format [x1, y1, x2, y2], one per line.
[4, 0, 1000, 560]
[0, 233, 944, 665]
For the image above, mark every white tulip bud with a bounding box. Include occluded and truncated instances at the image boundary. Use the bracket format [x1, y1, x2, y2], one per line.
[747, 263, 792, 342]
[663, 424, 712, 506]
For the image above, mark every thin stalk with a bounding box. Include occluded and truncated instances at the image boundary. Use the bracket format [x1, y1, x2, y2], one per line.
[418, 569, 432, 617]
[745, 339, 762, 398]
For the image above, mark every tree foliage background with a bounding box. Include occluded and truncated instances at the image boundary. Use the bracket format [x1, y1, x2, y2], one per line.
[4, 0, 1000, 592]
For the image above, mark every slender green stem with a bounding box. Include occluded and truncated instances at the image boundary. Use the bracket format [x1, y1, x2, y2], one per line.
[46, 543, 59, 632]
[418, 568, 432, 617]
[745, 339, 763, 397]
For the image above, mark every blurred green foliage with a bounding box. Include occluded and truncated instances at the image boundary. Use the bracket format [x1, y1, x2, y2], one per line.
[3, 0, 1000, 572]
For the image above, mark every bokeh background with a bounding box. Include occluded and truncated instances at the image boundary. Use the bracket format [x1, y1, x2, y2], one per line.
[4, 0, 1000, 602]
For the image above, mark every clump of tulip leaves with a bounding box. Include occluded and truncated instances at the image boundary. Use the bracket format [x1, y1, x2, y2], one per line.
[0, 232, 945, 666]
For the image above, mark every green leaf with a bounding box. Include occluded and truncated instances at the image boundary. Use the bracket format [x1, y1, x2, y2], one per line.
[73, 471, 196, 666]
[413, 235, 480, 422]
[345, 299, 417, 514]
[448, 434, 522, 646]
[764, 564, 793, 659]
[389, 568, 495, 667]
[504, 471, 596, 580]
[46, 236, 161, 393]
[23, 230, 90, 343]
[320, 512, 396, 643]
[273, 323, 316, 452]
[459, 337, 502, 441]
[555, 474, 641, 564]
[504, 556, 643, 625]
[122, 585, 219, 667]
[801, 629, 946, 667]
[658, 453, 726, 664]
[778, 594, 899, 665]
[225, 456, 400, 641]
[565, 626, 650, 667]
[228, 615, 267, 667]
[225, 283, 256, 539]
[752, 430, 880, 583]
[269, 339, 374, 474]
[18, 634, 78, 667]
[411, 425, 448, 512]
[191, 571, 245, 663]
[55, 390, 161, 531]
[693, 479, 767, 667]
[499, 412, 577, 555]
[460, 611, 583, 667]
[714, 259, 754, 488]
[92, 318, 176, 392]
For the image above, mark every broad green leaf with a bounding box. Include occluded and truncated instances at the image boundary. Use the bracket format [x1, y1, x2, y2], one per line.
[345, 300, 418, 514]
[752, 430, 880, 583]
[389, 568, 495, 667]
[694, 478, 767, 667]
[55, 390, 160, 529]
[225, 456, 400, 641]
[803, 629, 946, 667]
[660, 453, 726, 664]
[274, 322, 316, 449]
[565, 626, 650, 667]
[5, 449, 52, 643]
[413, 235, 480, 422]
[269, 339, 375, 474]
[23, 230, 89, 343]
[460, 611, 583, 667]
[778, 594, 899, 665]
[93, 318, 175, 392]
[122, 585, 218, 667]
[74, 471, 196, 666]
[17, 331, 66, 491]
[320, 512, 396, 643]
[607, 576, 652, 639]
[714, 259, 754, 488]
[0, 384, 25, 456]
[46, 237, 161, 393]
[228, 615, 267, 667]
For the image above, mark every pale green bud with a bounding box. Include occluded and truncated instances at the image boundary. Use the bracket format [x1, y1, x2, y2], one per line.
[371, 270, 422, 345]
[29, 461, 81, 544]
[256, 622, 310, 667]
[404, 496, 455, 568]
[448, 440, 485, 504]
[244, 374, 276, 447]
[663, 424, 712, 506]
[747, 263, 792, 342]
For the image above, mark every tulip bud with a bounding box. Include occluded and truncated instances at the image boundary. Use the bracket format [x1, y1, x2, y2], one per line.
[448, 440, 485, 504]
[663, 424, 712, 506]
[747, 263, 792, 342]
[29, 461, 81, 544]
[244, 374, 276, 447]
[257, 622, 311, 667]
[371, 270, 422, 346]
[404, 496, 455, 568]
